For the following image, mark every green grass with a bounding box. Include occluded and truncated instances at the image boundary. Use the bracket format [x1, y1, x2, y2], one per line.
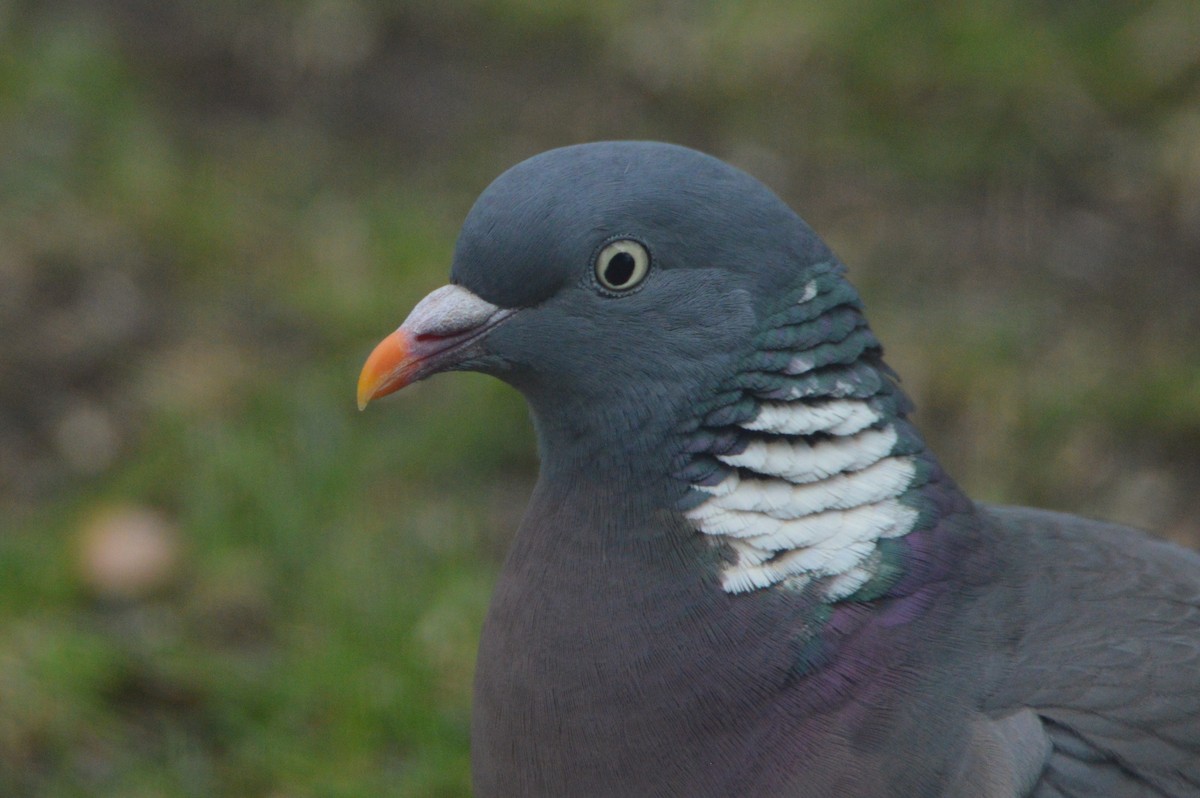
[2, 364, 527, 795]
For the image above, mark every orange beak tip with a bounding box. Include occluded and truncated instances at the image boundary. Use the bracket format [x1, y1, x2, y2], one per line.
[357, 329, 413, 411]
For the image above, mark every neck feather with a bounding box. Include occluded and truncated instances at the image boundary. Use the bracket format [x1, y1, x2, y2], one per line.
[674, 263, 970, 601]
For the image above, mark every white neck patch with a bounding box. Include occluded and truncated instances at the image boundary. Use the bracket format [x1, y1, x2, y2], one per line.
[684, 397, 919, 598]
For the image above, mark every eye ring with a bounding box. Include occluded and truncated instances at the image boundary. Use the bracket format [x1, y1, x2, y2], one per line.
[594, 239, 651, 293]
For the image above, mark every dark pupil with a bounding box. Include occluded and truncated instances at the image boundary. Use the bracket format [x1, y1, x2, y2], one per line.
[605, 252, 636, 286]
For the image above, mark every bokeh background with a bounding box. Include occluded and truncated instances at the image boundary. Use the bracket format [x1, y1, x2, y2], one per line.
[2, 1, 1198, 795]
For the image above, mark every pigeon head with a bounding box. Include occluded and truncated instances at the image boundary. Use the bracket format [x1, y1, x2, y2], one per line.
[359, 143, 841, 464]
[361, 141, 948, 601]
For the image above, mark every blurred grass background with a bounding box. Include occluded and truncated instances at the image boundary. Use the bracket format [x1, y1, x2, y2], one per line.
[1, 1, 1198, 795]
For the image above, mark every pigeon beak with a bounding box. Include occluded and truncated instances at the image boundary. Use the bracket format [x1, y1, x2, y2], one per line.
[357, 328, 415, 410]
[357, 284, 514, 410]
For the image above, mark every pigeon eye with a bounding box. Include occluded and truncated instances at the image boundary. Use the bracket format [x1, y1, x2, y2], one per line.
[595, 239, 650, 292]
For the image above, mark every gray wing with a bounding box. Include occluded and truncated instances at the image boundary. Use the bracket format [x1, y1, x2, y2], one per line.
[981, 506, 1200, 797]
